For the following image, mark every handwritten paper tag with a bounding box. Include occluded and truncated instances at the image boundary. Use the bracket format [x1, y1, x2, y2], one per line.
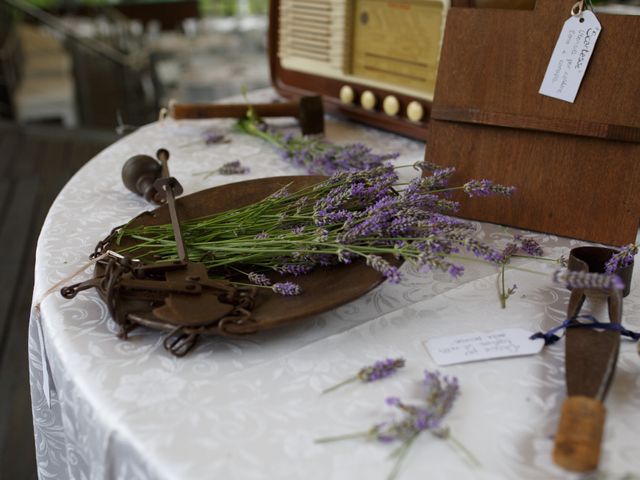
[539, 11, 602, 103]
[424, 328, 545, 366]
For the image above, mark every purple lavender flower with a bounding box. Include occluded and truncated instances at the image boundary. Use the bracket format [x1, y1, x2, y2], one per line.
[502, 242, 519, 259]
[337, 249, 354, 264]
[357, 358, 406, 382]
[248, 272, 271, 286]
[605, 243, 638, 274]
[501, 236, 543, 263]
[368, 370, 460, 441]
[203, 131, 228, 145]
[463, 179, 515, 197]
[461, 237, 505, 263]
[268, 186, 290, 200]
[255, 232, 270, 239]
[366, 255, 402, 283]
[272, 281, 302, 296]
[448, 264, 465, 278]
[514, 235, 543, 257]
[322, 358, 405, 394]
[423, 370, 460, 418]
[413, 160, 445, 174]
[217, 160, 249, 175]
[275, 264, 313, 276]
[554, 269, 624, 292]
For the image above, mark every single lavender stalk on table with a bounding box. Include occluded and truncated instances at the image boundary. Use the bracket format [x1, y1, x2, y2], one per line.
[194, 160, 249, 179]
[179, 129, 230, 150]
[322, 358, 406, 394]
[497, 234, 544, 309]
[235, 106, 399, 175]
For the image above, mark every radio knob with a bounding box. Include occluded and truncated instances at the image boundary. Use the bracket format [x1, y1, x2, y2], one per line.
[407, 101, 424, 122]
[339, 85, 355, 105]
[360, 90, 377, 111]
[383, 96, 400, 116]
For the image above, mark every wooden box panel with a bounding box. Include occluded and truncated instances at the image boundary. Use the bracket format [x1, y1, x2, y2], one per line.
[426, 0, 640, 245]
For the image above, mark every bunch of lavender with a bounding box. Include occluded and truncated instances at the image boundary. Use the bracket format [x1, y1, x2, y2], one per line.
[115, 163, 514, 296]
[316, 371, 477, 480]
[235, 107, 398, 175]
[322, 358, 405, 394]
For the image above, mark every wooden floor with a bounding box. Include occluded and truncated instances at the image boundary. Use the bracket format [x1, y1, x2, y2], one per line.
[0, 121, 117, 479]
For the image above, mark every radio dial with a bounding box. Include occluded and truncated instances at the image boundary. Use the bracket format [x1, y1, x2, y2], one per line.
[339, 85, 355, 105]
[407, 101, 425, 122]
[383, 96, 400, 116]
[361, 90, 377, 111]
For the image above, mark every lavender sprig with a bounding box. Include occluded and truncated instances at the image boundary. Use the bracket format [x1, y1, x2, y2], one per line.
[498, 235, 544, 309]
[272, 281, 302, 296]
[605, 243, 638, 274]
[178, 129, 230, 150]
[195, 160, 249, 179]
[235, 111, 398, 175]
[463, 179, 516, 197]
[322, 358, 405, 394]
[316, 371, 477, 479]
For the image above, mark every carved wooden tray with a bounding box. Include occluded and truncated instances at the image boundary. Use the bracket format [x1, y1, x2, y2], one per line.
[102, 176, 393, 336]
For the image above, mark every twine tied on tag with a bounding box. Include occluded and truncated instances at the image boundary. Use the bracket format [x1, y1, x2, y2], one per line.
[571, 0, 594, 17]
[530, 314, 640, 346]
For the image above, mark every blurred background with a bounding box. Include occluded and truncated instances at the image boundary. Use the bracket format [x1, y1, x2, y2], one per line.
[1, 0, 270, 130]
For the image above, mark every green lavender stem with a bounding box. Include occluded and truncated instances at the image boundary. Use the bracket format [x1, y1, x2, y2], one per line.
[387, 433, 419, 480]
[314, 431, 370, 444]
[321, 376, 358, 394]
[499, 263, 508, 309]
[447, 433, 481, 468]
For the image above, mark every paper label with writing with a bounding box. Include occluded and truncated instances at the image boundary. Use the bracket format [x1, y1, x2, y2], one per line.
[539, 11, 602, 103]
[424, 328, 545, 366]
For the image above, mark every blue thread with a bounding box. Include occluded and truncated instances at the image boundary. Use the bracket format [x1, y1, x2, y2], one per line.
[530, 314, 640, 346]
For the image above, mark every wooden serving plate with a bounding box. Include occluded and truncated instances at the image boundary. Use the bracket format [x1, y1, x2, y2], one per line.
[102, 176, 393, 336]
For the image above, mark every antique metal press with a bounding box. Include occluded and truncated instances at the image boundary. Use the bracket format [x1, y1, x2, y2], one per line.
[61, 149, 257, 356]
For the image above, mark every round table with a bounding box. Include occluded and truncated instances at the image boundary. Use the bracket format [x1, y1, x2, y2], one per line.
[29, 90, 640, 480]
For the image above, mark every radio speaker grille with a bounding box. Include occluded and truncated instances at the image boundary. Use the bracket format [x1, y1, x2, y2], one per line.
[278, 0, 351, 73]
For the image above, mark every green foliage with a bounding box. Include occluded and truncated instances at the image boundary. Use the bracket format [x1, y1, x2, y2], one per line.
[200, 0, 268, 16]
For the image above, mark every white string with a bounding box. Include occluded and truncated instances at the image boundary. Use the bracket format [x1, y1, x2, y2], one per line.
[33, 251, 110, 309]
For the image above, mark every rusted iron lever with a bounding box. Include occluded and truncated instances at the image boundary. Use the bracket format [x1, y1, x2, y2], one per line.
[121, 148, 187, 263]
[169, 95, 325, 135]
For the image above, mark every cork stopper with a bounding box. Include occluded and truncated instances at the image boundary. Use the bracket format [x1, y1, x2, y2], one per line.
[553, 396, 606, 472]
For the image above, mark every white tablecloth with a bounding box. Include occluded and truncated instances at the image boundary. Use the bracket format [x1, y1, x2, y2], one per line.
[29, 89, 640, 480]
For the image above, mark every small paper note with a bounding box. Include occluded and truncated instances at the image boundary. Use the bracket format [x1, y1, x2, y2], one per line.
[539, 11, 602, 103]
[424, 328, 545, 366]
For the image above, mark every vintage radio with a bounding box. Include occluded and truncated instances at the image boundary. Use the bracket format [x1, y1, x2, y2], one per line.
[268, 0, 535, 139]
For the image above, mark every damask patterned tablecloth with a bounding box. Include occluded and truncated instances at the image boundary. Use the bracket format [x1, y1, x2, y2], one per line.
[28, 90, 640, 480]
